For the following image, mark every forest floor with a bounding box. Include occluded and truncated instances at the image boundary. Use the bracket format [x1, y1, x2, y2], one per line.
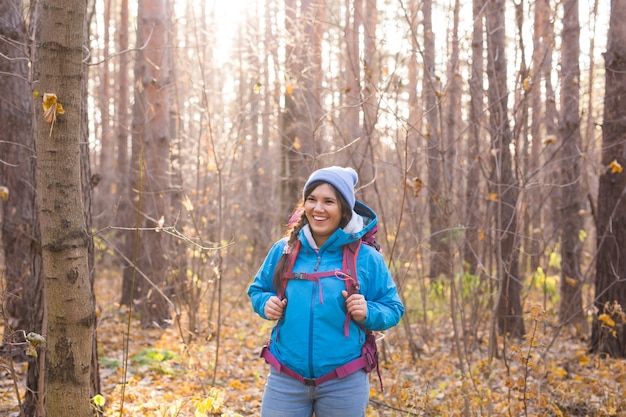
[2, 267, 626, 416]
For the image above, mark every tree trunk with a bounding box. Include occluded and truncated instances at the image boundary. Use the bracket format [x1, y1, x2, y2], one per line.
[423, 0, 450, 281]
[354, 0, 377, 201]
[558, 0, 585, 331]
[342, 0, 362, 158]
[117, 0, 133, 306]
[36, 0, 95, 415]
[93, 0, 113, 228]
[590, 0, 626, 358]
[463, 0, 484, 276]
[280, 0, 319, 217]
[125, 0, 173, 328]
[485, 0, 525, 340]
[527, 0, 553, 274]
[0, 2, 45, 415]
[0, 0, 38, 357]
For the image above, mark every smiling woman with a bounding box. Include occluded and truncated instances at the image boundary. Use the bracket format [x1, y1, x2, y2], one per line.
[248, 166, 405, 417]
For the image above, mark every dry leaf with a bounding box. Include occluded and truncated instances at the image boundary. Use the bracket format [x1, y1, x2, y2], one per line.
[42, 93, 65, 136]
[413, 177, 424, 198]
[608, 159, 623, 174]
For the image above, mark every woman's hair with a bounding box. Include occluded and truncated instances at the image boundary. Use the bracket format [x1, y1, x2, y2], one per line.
[272, 180, 352, 292]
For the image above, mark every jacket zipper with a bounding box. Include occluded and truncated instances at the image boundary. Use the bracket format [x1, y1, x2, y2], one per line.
[308, 282, 316, 377]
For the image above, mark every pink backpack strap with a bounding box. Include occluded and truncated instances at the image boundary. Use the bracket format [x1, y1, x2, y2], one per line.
[343, 241, 362, 337]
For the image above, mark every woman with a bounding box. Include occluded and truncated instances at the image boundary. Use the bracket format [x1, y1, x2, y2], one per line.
[248, 166, 404, 417]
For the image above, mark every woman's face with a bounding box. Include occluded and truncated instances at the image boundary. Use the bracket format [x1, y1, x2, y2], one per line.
[304, 183, 342, 247]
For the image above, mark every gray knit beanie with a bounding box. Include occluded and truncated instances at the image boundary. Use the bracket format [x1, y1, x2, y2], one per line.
[303, 166, 358, 209]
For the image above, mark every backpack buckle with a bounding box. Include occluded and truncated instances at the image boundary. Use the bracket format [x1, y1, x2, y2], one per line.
[294, 272, 307, 280]
[303, 377, 317, 386]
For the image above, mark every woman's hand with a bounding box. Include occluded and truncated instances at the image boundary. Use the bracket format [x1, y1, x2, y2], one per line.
[265, 296, 287, 320]
[342, 290, 367, 323]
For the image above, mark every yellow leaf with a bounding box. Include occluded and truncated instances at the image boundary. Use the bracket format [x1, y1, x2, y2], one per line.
[285, 84, 294, 95]
[42, 93, 65, 136]
[92, 394, 106, 407]
[578, 354, 590, 367]
[488, 193, 498, 201]
[253, 82, 262, 94]
[0, 185, 8, 200]
[599, 313, 616, 328]
[228, 379, 244, 389]
[608, 159, 623, 174]
[522, 76, 531, 91]
[293, 136, 300, 150]
[551, 366, 567, 379]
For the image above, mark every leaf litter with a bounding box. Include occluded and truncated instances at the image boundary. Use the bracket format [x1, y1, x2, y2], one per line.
[2, 268, 626, 416]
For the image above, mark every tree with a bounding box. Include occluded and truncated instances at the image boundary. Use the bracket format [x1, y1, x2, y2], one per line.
[558, 0, 585, 330]
[93, 0, 113, 227]
[463, 0, 484, 277]
[351, 0, 378, 197]
[0, 0, 39, 357]
[35, 0, 95, 414]
[423, 0, 451, 281]
[527, 0, 557, 274]
[123, 0, 174, 327]
[280, 0, 323, 217]
[590, 0, 626, 358]
[485, 0, 525, 341]
[0, 1, 46, 415]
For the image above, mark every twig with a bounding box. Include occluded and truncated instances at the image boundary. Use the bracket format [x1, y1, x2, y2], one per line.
[369, 398, 422, 416]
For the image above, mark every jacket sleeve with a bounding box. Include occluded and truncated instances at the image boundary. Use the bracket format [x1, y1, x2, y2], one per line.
[358, 247, 405, 331]
[247, 239, 287, 320]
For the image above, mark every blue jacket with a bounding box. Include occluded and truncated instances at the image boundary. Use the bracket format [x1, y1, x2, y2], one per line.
[248, 201, 404, 379]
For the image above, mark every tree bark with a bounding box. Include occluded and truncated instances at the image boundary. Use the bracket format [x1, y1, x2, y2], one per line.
[558, 0, 585, 331]
[124, 0, 173, 328]
[93, 0, 113, 228]
[485, 0, 525, 340]
[354, 0, 377, 200]
[36, 0, 95, 414]
[0, 1, 45, 415]
[280, 0, 321, 217]
[463, 0, 484, 276]
[423, 0, 451, 281]
[0, 0, 39, 358]
[590, 0, 626, 357]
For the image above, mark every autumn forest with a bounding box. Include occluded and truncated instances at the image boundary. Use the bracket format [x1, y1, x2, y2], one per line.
[1, 0, 626, 416]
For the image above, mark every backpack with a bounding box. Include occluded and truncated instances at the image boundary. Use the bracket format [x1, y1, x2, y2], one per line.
[269, 217, 385, 391]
